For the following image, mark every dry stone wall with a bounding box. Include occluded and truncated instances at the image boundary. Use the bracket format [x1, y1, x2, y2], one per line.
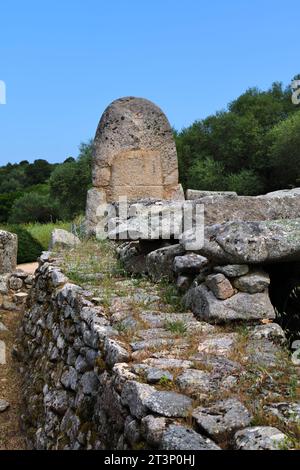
[19, 245, 299, 450]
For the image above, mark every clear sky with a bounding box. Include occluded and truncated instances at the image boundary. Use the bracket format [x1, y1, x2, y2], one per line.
[0, 0, 299, 165]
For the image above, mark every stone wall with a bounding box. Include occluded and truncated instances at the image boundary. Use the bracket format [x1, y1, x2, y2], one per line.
[19, 245, 299, 451]
[0, 270, 32, 311]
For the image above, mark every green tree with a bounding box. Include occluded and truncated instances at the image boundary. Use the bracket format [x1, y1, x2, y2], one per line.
[267, 111, 300, 190]
[188, 157, 227, 191]
[226, 170, 264, 195]
[9, 193, 59, 224]
[49, 140, 92, 219]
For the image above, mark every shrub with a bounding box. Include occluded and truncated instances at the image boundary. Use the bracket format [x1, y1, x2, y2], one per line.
[226, 169, 264, 195]
[9, 192, 59, 224]
[188, 157, 227, 191]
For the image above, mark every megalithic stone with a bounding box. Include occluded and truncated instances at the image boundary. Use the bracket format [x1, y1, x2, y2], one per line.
[85, 97, 184, 234]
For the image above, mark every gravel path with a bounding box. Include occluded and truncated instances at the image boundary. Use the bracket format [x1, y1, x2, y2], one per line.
[0, 308, 26, 450]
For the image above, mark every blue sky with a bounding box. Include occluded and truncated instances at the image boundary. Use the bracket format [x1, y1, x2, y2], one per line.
[0, 0, 299, 165]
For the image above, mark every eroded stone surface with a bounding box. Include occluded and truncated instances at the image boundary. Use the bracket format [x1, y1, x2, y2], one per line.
[233, 270, 270, 294]
[85, 97, 183, 233]
[234, 426, 290, 450]
[193, 399, 252, 442]
[161, 425, 221, 450]
[185, 285, 275, 323]
[144, 391, 192, 417]
[0, 231, 17, 274]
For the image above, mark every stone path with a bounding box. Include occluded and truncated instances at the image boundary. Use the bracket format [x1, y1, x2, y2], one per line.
[0, 307, 26, 449]
[77, 259, 300, 449]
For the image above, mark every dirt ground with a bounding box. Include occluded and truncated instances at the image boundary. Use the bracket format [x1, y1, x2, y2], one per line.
[0, 308, 26, 450]
[17, 263, 38, 274]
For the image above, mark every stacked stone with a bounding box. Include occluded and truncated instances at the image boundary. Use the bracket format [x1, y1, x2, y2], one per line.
[0, 270, 33, 311]
[18, 251, 298, 451]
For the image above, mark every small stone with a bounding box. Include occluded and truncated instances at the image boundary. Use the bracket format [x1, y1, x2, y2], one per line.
[146, 368, 173, 384]
[0, 341, 6, 365]
[141, 415, 166, 447]
[121, 381, 155, 419]
[49, 229, 81, 250]
[9, 277, 23, 291]
[75, 355, 89, 374]
[264, 402, 300, 425]
[176, 275, 191, 292]
[44, 390, 69, 416]
[198, 334, 238, 356]
[130, 338, 172, 352]
[13, 292, 28, 304]
[79, 371, 99, 395]
[144, 391, 192, 418]
[234, 270, 270, 294]
[205, 273, 235, 300]
[103, 338, 130, 368]
[234, 426, 291, 450]
[0, 399, 10, 412]
[61, 367, 78, 391]
[0, 322, 8, 332]
[245, 339, 281, 367]
[214, 265, 249, 278]
[248, 324, 286, 344]
[124, 417, 141, 446]
[173, 254, 209, 274]
[193, 399, 252, 442]
[161, 425, 221, 450]
[176, 369, 212, 394]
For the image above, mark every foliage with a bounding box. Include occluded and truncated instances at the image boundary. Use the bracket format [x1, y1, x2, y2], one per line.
[226, 169, 264, 195]
[9, 192, 60, 224]
[267, 111, 300, 190]
[176, 81, 299, 195]
[49, 141, 92, 219]
[188, 157, 227, 191]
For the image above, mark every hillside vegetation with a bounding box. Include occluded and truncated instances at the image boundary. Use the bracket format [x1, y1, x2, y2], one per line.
[0, 79, 300, 230]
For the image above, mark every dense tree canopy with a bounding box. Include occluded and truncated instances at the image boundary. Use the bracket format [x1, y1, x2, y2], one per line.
[176, 81, 300, 195]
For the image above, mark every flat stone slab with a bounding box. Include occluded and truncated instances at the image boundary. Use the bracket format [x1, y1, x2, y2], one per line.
[214, 265, 249, 278]
[144, 391, 192, 417]
[176, 369, 214, 394]
[193, 399, 252, 442]
[244, 339, 281, 367]
[198, 334, 238, 356]
[161, 425, 221, 450]
[234, 426, 290, 450]
[182, 219, 300, 264]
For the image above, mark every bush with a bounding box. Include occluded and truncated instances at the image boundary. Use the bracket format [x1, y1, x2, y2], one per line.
[187, 157, 227, 191]
[9, 192, 59, 224]
[4, 224, 44, 264]
[226, 170, 264, 195]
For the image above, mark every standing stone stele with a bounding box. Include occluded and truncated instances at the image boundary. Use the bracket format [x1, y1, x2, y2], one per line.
[85, 97, 184, 234]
